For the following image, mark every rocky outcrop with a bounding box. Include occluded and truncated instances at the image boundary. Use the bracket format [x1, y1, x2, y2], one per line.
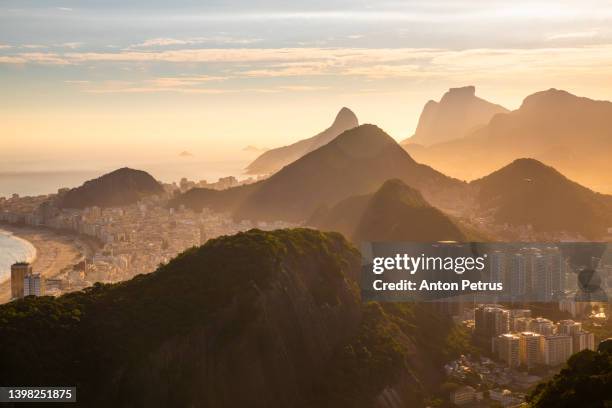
[405, 86, 508, 147]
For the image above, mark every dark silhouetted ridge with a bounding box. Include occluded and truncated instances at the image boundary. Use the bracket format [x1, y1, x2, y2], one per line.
[58, 167, 163, 209]
[234, 124, 463, 222]
[311, 179, 471, 242]
[472, 158, 612, 238]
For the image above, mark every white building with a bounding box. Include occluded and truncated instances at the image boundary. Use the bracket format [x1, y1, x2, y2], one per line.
[23, 273, 45, 297]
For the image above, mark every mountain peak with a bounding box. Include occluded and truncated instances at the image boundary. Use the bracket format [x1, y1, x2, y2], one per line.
[408, 86, 508, 146]
[441, 85, 476, 101]
[331, 106, 359, 128]
[353, 179, 467, 242]
[472, 158, 612, 238]
[375, 178, 429, 208]
[475, 158, 561, 183]
[507, 157, 550, 170]
[233, 123, 458, 222]
[59, 167, 163, 209]
[331, 124, 401, 159]
[109, 167, 140, 175]
[520, 88, 578, 109]
[245, 107, 358, 175]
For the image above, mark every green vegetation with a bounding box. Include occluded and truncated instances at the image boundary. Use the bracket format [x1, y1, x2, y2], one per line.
[310, 302, 456, 407]
[526, 340, 612, 407]
[0, 229, 359, 405]
[353, 179, 468, 242]
[0, 228, 459, 407]
[312, 178, 480, 243]
[441, 323, 480, 361]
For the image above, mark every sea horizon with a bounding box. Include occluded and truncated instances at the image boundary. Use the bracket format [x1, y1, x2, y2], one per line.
[0, 158, 251, 198]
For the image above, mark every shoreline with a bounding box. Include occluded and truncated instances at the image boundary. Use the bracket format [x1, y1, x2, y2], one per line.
[0, 229, 38, 276]
[0, 224, 99, 303]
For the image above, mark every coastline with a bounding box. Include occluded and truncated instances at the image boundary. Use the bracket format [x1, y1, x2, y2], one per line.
[0, 229, 37, 276]
[0, 224, 99, 303]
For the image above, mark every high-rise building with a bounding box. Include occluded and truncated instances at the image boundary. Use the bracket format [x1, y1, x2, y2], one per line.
[529, 317, 555, 335]
[508, 254, 527, 298]
[510, 309, 531, 318]
[10, 262, 32, 299]
[23, 273, 45, 297]
[548, 250, 566, 297]
[532, 254, 553, 301]
[557, 320, 595, 353]
[557, 320, 582, 336]
[475, 305, 510, 339]
[558, 299, 590, 318]
[490, 251, 506, 284]
[495, 333, 520, 367]
[513, 317, 533, 332]
[541, 335, 573, 366]
[519, 331, 542, 369]
[573, 331, 596, 352]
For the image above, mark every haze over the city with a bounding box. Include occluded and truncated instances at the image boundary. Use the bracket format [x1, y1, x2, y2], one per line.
[3, 0, 612, 167]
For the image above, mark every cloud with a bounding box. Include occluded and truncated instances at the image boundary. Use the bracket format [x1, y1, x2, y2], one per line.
[5, 52, 69, 65]
[70, 76, 229, 94]
[0, 56, 26, 63]
[277, 85, 330, 91]
[58, 48, 438, 65]
[241, 62, 331, 77]
[4, 45, 612, 86]
[343, 64, 430, 79]
[129, 37, 262, 48]
[145, 75, 228, 87]
[57, 7, 73, 12]
[86, 86, 233, 94]
[0, 45, 12, 50]
[546, 31, 599, 41]
[59, 42, 84, 49]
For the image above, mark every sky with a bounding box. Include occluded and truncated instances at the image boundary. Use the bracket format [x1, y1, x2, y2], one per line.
[3, 0, 612, 171]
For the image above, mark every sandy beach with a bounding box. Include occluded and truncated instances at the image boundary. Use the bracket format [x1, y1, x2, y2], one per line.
[0, 225, 98, 303]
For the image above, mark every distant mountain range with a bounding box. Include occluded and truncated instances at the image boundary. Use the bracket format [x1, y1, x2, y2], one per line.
[405, 88, 612, 193]
[176, 124, 465, 223]
[0, 229, 457, 407]
[245, 107, 358, 175]
[310, 179, 470, 242]
[471, 158, 612, 239]
[404, 86, 508, 146]
[58, 167, 163, 209]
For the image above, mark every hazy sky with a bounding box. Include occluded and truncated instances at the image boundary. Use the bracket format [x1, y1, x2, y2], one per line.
[3, 0, 612, 168]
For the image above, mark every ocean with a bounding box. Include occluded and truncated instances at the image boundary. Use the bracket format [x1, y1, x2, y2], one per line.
[0, 159, 250, 198]
[0, 229, 36, 283]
